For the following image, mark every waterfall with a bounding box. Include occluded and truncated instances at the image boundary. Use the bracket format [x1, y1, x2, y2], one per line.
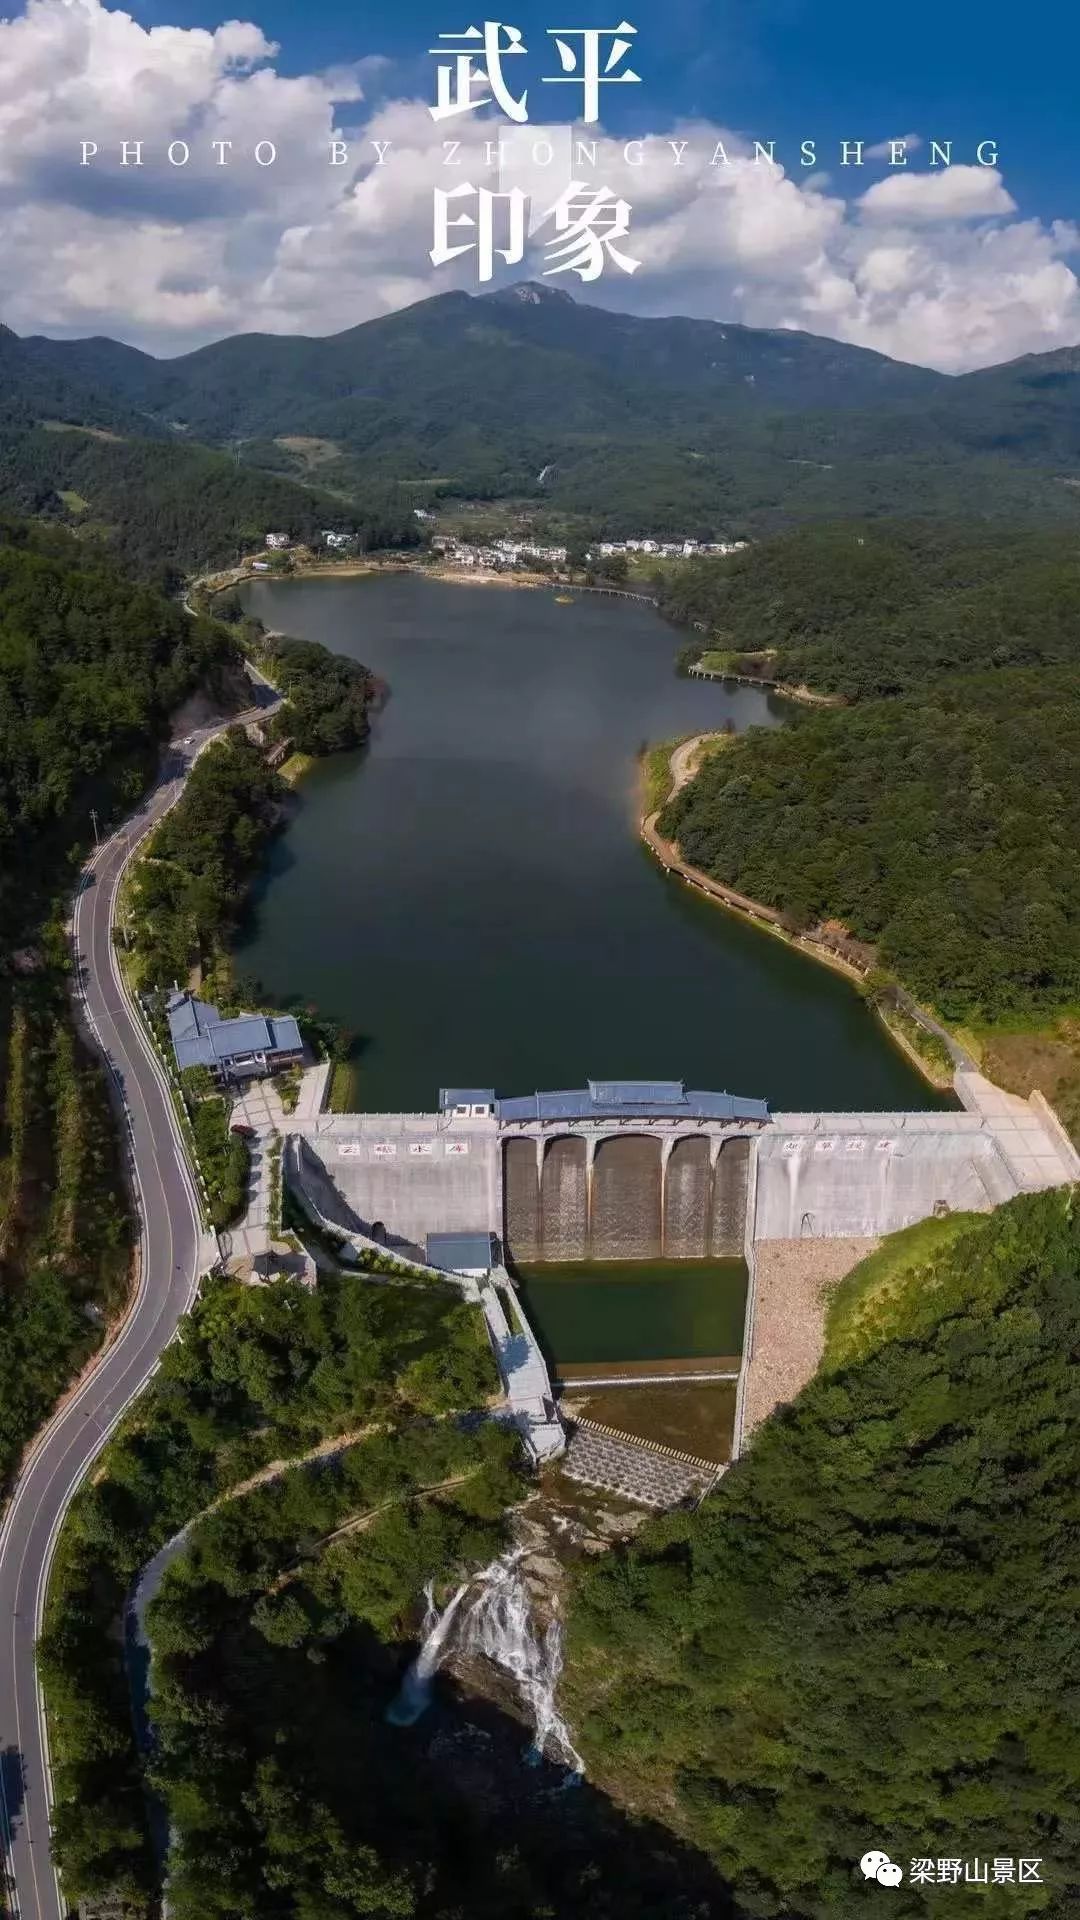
[388, 1550, 584, 1775]
[386, 1578, 468, 1727]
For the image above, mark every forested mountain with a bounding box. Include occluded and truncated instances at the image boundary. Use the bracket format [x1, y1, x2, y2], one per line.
[659, 666, 1080, 1021]
[660, 521, 1080, 699]
[0, 323, 155, 437]
[921, 343, 1080, 465]
[8, 285, 1080, 541]
[570, 1189, 1080, 1918]
[18, 283, 944, 437]
[0, 520, 242, 1496]
[0, 518, 239, 935]
[0, 421, 420, 586]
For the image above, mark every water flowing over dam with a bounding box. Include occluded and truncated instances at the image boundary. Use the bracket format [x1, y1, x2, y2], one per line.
[504, 1133, 750, 1263]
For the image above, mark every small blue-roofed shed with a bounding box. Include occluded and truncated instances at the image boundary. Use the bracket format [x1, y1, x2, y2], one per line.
[425, 1231, 497, 1276]
[439, 1088, 496, 1114]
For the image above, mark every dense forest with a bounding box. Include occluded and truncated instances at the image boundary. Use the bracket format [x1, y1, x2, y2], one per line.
[0, 424, 421, 585]
[0, 521, 240, 1495]
[250, 628, 378, 756]
[42, 1263, 729, 1920]
[0, 518, 239, 939]
[40, 1270, 501, 1911]
[659, 521, 1080, 700]
[659, 668, 1080, 1021]
[569, 1189, 1080, 1918]
[12, 289, 1080, 537]
[128, 729, 286, 993]
[0, 977, 132, 1493]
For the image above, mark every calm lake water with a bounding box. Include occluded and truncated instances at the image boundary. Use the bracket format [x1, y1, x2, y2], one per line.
[237, 573, 935, 1114]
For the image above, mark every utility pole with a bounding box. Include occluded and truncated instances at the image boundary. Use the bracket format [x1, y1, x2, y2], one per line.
[90, 807, 99, 847]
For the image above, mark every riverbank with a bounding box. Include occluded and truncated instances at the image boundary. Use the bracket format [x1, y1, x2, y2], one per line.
[686, 647, 843, 710]
[193, 550, 666, 606]
[235, 572, 930, 1114]
[640, 734, 957, 1094]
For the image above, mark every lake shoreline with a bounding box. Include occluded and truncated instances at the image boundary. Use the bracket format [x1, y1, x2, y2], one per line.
[639, 736, 953, 1094]
[234, 571, 939, 1114]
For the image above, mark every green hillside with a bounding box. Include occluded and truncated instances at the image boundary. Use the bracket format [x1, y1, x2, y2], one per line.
[570, 1187, 1080, 1919]
[0, 520, 241, 1497]
[659, 666, 1080, 1021]
[0, 422, 420, 584]
[9, 287, 1080, 541]
[660, 521, 1080, 699]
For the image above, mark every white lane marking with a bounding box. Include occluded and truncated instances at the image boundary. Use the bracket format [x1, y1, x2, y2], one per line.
[0, 745, 219, 1918]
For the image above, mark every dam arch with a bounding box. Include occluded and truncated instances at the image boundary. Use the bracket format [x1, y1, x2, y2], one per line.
[503, 1136, 541, 1262]
[663, 1134, 712, 1257]
[539, 1135, 588, 1260]
[712, 1135, 751, 1255]
[590, 1134, 663, 1259]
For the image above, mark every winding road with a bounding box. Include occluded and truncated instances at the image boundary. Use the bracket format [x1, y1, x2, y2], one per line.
[0, 686, 275, 1920]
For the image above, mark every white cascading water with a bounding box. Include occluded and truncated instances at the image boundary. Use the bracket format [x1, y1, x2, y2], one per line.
[386, 1578, 469, 1727]
[388, 1549, 584, 1775]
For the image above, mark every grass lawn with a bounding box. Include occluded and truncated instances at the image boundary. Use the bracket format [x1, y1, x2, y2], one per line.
[822, 1213, 982, 1372]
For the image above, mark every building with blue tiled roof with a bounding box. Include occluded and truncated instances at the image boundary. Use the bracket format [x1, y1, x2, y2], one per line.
[495, 1079, 769, 1126]
[166, 991, 304, 1083]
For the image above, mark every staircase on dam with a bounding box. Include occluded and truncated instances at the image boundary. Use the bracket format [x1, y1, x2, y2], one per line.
[562, 1418, 719, 1508]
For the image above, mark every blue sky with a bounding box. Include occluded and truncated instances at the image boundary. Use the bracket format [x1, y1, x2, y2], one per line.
[1, 0, 1078, 363]
[127, 0, 1078, 222]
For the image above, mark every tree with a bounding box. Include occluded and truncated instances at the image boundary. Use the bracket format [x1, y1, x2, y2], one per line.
[571, 1190, 1080, 1917]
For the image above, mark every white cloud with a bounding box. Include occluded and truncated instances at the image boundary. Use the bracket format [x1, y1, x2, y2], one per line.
[864, 133, 922, 162]
[858, 165, 1016, 223]
[0, 0, 1078, 374]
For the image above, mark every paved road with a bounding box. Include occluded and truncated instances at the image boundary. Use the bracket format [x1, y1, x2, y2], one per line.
[0, 696, 274, 1920]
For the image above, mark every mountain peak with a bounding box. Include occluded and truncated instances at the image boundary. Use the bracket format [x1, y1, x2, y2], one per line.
[482, 280, 576, 308]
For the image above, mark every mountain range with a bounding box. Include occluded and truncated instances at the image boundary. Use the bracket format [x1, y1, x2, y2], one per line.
[5, 281, 1080, 570]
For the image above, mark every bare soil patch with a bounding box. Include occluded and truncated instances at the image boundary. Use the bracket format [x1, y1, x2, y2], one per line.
[744, 1237, 880, 1438]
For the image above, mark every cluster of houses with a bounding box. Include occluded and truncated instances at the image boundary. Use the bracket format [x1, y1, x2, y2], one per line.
[253, 527, 749, 578]
[431, 535, 569, 570]
[430, 533, 749, 574]
[261, 530, 356, 556]
[594, 537, 749, 559]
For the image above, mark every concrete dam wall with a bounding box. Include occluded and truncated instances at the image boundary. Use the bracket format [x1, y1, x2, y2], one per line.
[504, 1133, 750, 1262]
[754, 1122, 1017, 1241]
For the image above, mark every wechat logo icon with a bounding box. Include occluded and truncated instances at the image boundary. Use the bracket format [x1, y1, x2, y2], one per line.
[861, 1851, 904, 1887]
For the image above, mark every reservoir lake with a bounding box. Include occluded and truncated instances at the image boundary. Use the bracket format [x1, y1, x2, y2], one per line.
[237, 573, 938, 1115]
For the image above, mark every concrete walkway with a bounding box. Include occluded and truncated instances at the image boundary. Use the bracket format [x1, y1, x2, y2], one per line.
[225, 1062, 331, 1262]
[482, 1283, 564, 1462]
[955, 1072, 1080, 1189]
[226, 1130, 274, 1262]
[233, 1060, 330, 1134]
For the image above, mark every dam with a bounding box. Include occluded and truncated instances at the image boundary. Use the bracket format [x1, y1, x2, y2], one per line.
[286, 1074, 1076, 1271]
[282, 1074, 1078, 1478]
[500, 1082, 761, 1263]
